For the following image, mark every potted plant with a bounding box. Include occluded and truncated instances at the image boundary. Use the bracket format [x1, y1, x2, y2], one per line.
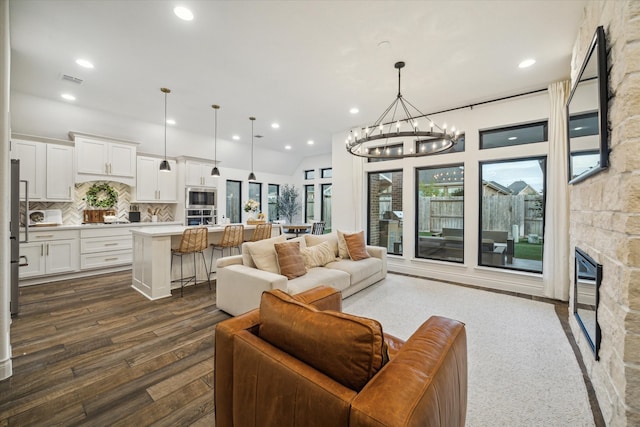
[276, 184, 301, 224]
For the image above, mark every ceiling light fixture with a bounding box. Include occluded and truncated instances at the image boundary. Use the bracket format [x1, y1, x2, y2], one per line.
[166, 119, 176, 125]
[248, 117, 257, 181]
[211, 104, 220, 177]
[307, 140, 314, 145]
[61, 93, 76, 101]
[232, 135, 240, 140]
[350, 107, 359, 114]
[174, 6, 194, 21]
[75, 58, 94, 69]
[518, 58, 536, 68]
[285, 145, 292, 150]
[159, 88, 171, 172]
[271, 123, 280, 129]
[346, 61, 461, 159]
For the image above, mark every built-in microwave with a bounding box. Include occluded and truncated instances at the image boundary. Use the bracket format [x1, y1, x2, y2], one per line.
[186, 187, 216, 209]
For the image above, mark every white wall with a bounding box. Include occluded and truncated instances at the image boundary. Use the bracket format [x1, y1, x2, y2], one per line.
[332, 90, 553, 296]
[10, 91, 303, 176]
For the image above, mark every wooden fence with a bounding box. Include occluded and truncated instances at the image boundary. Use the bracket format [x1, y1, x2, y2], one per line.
[418, 195, 543, 237]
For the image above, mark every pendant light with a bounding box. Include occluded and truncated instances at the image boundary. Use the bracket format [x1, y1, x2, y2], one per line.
[248, 116, 256, 181]
[159, 87, 171, 171]
[211, 104, 221, 176]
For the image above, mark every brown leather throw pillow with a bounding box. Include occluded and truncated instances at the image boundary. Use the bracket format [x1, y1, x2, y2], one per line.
[343, 230, 370, 261]
[274, 241, 307, 279]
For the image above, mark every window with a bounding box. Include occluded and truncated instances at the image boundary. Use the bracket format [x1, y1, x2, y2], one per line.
[479, 157, 546, 273]
[268, 184, 279, 221]
[321, 168, 332, 178]
[248, 182, 262, 214]
[368, 171, 403, 255]
[415, 165, 464, 263]
[226, 180, 241, 224]
[480, 121, 548, 149]
[321, 184, 332, 233]
[304, 169, 315, 180]
[304, 185, 315, 223]
[568, 111, 600, 179]
[416, 134, 465, 154]
[367, 143, 404, 162]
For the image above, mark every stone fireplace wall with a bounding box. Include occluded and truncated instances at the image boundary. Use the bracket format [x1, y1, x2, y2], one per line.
[569, 1, 640, 425]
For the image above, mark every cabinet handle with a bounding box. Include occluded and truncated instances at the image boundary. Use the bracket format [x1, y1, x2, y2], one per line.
[105, 162, 109, 174]
[68, 187, 71, 198]
[41, 244, 44, 256]
[36, 235, 54, 238]
[110, 163, 112, 174]
[105, 257, 118, 261]
[104, 243, 119, 246]
[158, 190, 161, 199]
[46, 243, 49, 256]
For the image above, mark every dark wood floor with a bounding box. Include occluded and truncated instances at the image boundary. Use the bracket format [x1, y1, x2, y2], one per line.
[0, 272, 228, 426]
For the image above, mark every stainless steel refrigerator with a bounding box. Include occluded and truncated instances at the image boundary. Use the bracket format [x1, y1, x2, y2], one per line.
[10, 159, 27, 316]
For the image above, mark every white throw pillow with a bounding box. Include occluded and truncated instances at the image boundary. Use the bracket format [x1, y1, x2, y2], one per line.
[337, 230, 358, 259]
[305, 233, 339, 257]
[245, 235, 286, 274]
[300, 241, 337, 268]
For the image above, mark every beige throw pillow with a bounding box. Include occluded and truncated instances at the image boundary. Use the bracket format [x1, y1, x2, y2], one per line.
[274, 241, 307, 279]
[300, 241, 336, 268]
[246, 234, 286, 273]
[305, 233, 339, 257]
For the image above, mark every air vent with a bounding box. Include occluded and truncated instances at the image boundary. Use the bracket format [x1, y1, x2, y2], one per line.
[61, 74, 84, 84]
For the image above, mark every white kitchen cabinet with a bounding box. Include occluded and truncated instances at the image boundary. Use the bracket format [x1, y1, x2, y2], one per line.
[19, 230, 80, 279]
[10, 138, 74, 201]
[136, 156, 177, 202]
[72, 133, 137, 186]
[80, 227, 133, 270]
[185, 160, 218, 187]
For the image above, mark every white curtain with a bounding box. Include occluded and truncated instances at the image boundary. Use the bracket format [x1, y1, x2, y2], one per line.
[543, 80, 571, 300]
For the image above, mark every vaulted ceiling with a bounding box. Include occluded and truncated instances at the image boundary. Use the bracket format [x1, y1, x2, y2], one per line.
[10, 0, 587, 163]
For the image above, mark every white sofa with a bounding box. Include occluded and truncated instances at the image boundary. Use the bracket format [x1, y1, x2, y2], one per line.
[216, 232, 387, 316]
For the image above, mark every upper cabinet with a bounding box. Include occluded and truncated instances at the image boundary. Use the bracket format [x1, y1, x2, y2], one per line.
[185, 160, 218, 187]
[10, 137, 74, 202]
[71, 132, 138, 186]
[136, 156, 178, 202]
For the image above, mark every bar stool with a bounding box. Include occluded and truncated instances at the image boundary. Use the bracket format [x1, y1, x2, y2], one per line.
[246, 223, 272, 242]
[171, 227, 210, 297]
[210, 224, 244, 278]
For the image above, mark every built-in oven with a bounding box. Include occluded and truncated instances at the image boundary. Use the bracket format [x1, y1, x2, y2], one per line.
[186, 209, 214, 226]
[186, 187, 216, 209]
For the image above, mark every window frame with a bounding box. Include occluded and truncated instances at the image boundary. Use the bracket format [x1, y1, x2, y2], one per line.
[320, 183, 332, 233]
[479, 120, 548, 150]
[367, 169, 403, 255]
[225, 179, 242, 224]
[248, 182, 262, 214]
[268, 183, 280, 221]
[304, 184, 315, 223]
[304, 169, 315, 180]
[321, 167, 332, 178]
[478, 156, 547, 273]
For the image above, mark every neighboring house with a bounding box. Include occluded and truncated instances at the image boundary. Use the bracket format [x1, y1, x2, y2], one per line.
[482, 180, 512, 196]
[508, 180, 539, 195]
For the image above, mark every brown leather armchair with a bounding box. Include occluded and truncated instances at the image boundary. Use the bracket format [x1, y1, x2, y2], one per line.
[215, 286, 467, 427]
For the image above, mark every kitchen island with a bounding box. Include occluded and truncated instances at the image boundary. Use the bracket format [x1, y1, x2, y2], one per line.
[131, 224, 282, 300]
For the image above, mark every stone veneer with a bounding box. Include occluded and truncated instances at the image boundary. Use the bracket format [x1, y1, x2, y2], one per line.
[569, 1, 640, 425]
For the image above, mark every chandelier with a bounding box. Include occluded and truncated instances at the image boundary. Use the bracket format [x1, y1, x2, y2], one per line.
[346, 61, 461, 159]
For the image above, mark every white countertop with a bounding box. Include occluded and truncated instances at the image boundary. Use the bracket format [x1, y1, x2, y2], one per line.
[131, 223, 282, 237]
[21, 221, 183, 232]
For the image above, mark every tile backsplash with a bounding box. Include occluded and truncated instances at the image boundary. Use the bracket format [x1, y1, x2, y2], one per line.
[25, 182, 176, 224]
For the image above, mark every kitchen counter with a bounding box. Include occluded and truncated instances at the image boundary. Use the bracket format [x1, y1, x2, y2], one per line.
[131, 224, 283, 300]
[21, 221, 182, 232]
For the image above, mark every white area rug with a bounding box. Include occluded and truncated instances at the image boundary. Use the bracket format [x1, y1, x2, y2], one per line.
[342, 274, 594, 427]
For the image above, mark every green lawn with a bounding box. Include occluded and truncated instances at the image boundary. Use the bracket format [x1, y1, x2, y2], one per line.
[514, 241, 543, 261]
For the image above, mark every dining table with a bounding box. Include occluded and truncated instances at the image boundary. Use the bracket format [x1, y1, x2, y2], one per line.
[284, 224, 311, 237]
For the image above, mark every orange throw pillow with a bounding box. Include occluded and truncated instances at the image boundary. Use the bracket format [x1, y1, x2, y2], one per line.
[274, 241, 307, 279]
[343, 231, 370, 261]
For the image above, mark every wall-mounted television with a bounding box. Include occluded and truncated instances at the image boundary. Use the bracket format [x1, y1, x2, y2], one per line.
[566, 26, 609, 184]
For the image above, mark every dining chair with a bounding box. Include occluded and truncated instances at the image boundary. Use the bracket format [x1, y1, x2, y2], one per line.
[171, 227, 210, 297]
[210, 224, 244, 277]
[310, 221, 325, 235]
[247, 223, 272, 242]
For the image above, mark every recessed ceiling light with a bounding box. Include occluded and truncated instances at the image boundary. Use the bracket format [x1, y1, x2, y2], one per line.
[285, 145, 292, 150]
[166, 119, 176, 125]
[61, 93, 76, 101]
[75, 58, 94, 69]
[174, 6, 194, 21]
[271, 123, 280, 129]
[508, 136, 518, 140]
[518, 58, 536, 68]
[350, 107, 359, 114]
[232, 135, 240, 140]
[307, 140, 314, 145]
